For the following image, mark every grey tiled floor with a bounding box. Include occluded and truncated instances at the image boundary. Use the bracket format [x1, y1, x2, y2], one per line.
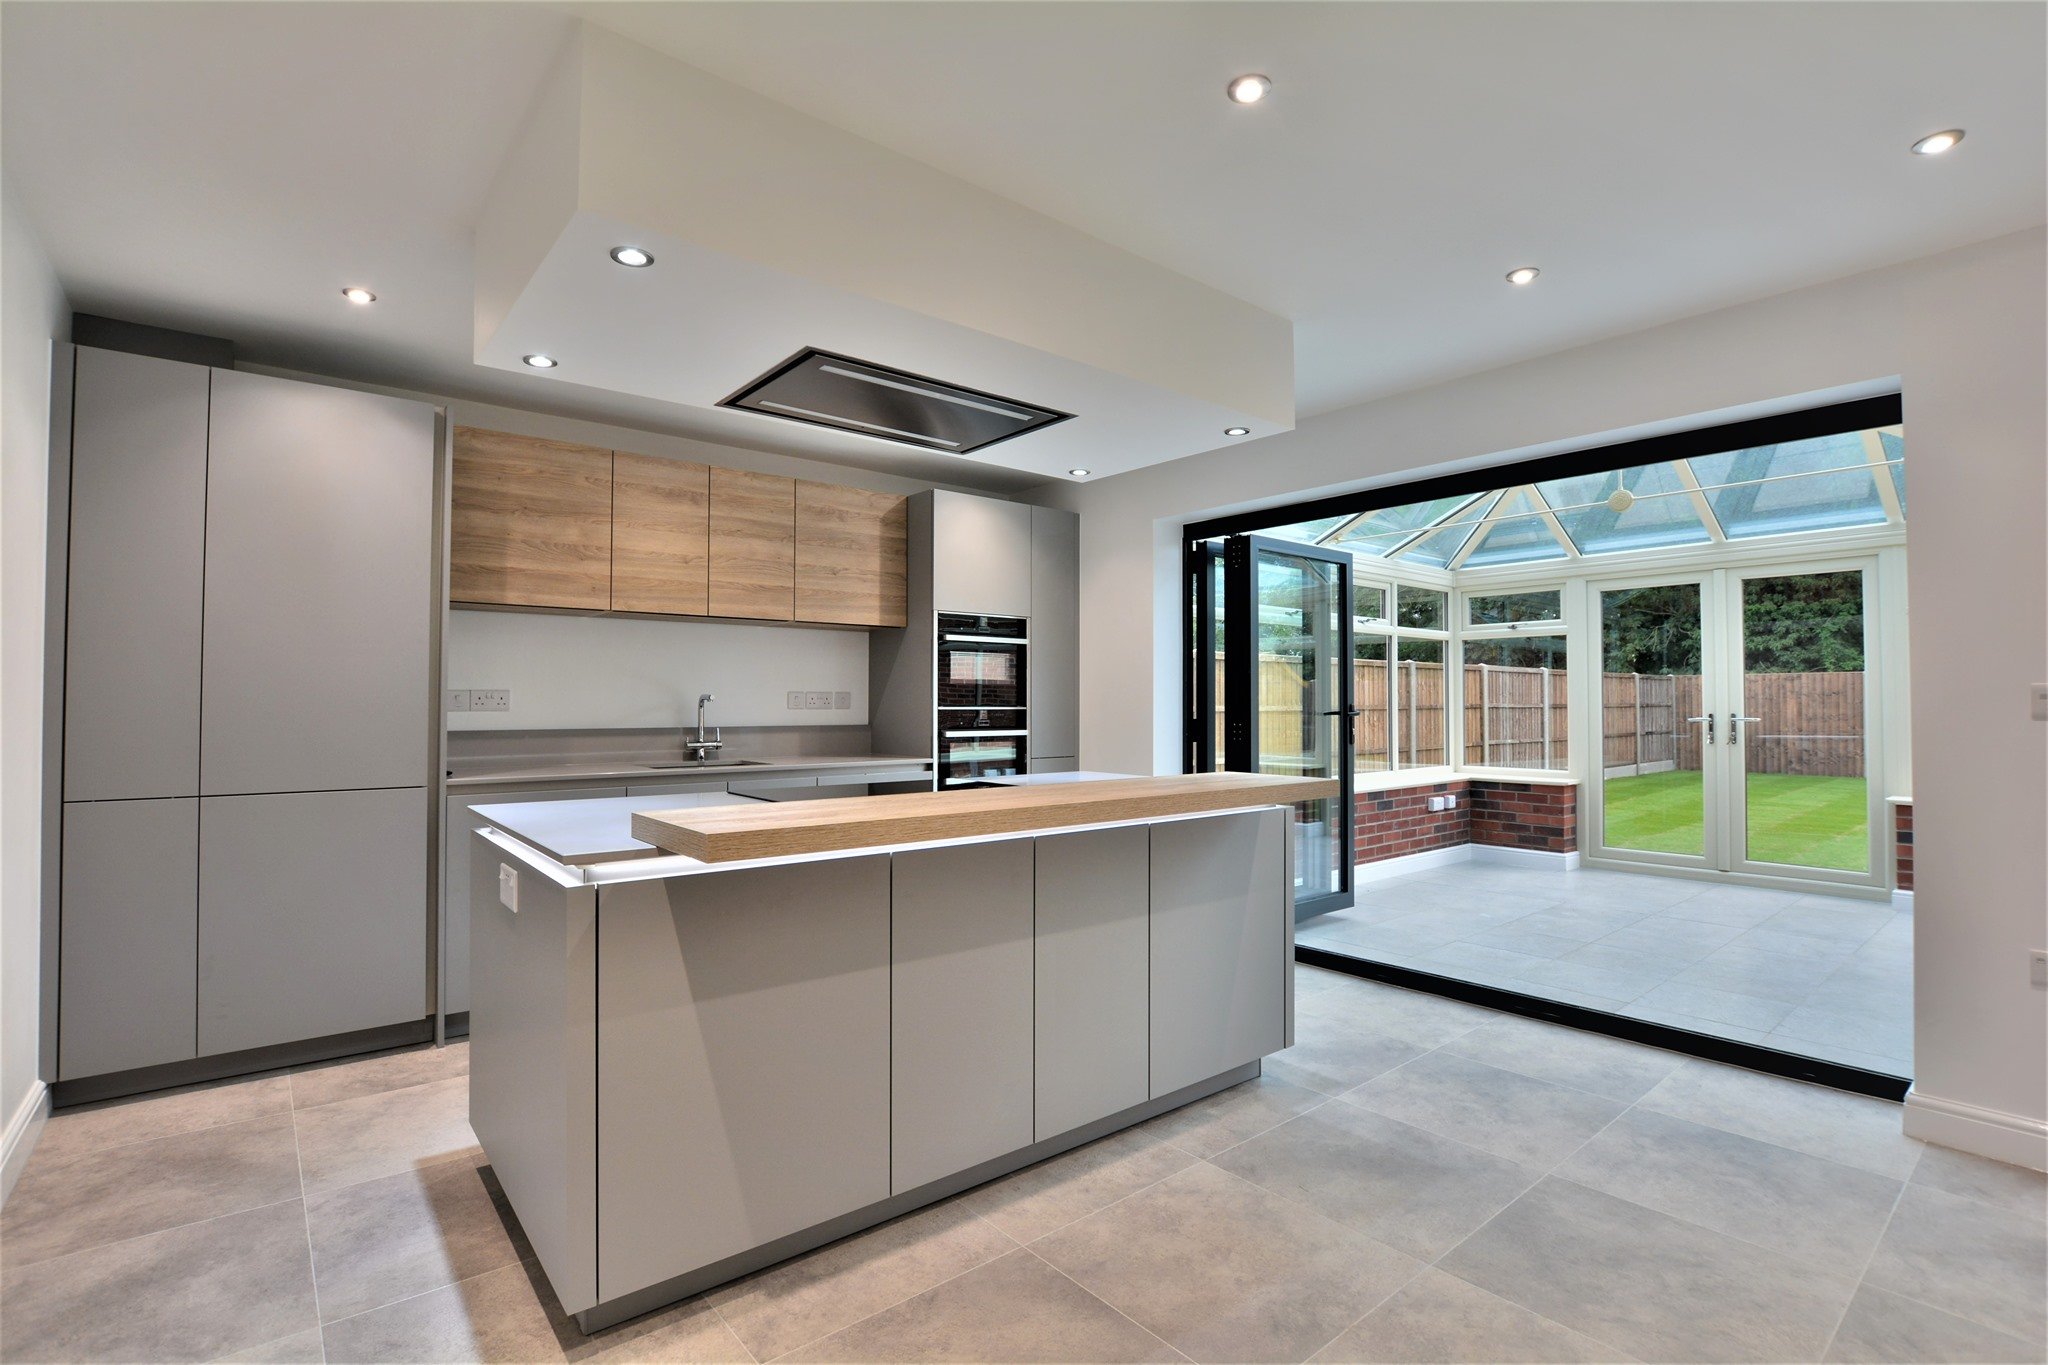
[1300, 863, 1914, 1076]
[5, 968, 2041, 1363]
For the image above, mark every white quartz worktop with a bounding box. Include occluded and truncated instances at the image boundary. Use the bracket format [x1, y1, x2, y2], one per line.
[982, 771, 1137, 786]
[470, 792, 761, 866]
[448, 752, 932, 789]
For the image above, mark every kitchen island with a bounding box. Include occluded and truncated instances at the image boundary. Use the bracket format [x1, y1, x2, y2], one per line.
[467, 773, 1333, 1331]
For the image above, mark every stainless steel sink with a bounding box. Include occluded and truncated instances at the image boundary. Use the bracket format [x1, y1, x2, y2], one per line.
[638, 760, 770, 771]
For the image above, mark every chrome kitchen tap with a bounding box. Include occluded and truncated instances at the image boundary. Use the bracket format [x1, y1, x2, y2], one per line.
[685, 693, 723, 762]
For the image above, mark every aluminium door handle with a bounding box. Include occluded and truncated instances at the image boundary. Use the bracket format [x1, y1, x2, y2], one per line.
[1321, 708, 1363, 718]
[1729, 714, 1762, 744]
[1686, 714, 1715, 743]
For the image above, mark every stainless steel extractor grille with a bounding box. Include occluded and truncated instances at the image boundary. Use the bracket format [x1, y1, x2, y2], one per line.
[719, 349, 1072, 453]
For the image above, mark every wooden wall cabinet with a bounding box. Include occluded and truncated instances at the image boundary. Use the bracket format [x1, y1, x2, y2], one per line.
[451, 428, 613, 611]
[708, 467, 796, 621]
[611, 451, 709, 615]
[795, 481, 908, 627]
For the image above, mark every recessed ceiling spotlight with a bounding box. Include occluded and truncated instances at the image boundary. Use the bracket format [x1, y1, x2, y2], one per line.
[1505, 266, 1541, 286]
[609, 245, 655, 267]
[1224, 426, 1251, 437]
[1910, 128, 1964, 155]
[341, 287, 376, 305]
[1226, 73, 1271, 105]
[1069, 468, 1091, 477]
[522, 353, 558, 369]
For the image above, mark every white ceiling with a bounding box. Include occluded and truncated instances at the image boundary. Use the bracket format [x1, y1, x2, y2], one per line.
[5, 1, 2042, 490]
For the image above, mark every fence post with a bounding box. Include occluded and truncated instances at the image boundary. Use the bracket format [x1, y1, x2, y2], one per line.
[1541, 665, 1553, 769]
[1479, 663, 1491, 766]
[1632, 673, 1643, 776]
[1406, 658, 1419, 768]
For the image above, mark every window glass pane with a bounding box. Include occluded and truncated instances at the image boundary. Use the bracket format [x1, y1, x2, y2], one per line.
[1392, 638, 1447, 768]
[1396, 492, 1497, 567]
[1467, 589, 1561, 626]
[1396, 585, 1446, 631]
[1258, 514, 1348, 548]
[1353, 632, 1390, 773]
[1463, 636, 1568, 770]
[1462, 489, 1569, 566]
[1353, 583, 1387, 624]
[1328, 495, 1480, 559]
[1538, 463, 1711, 554]
[1690, 433, 1888, 538]
[1879, 430, 1906, 515]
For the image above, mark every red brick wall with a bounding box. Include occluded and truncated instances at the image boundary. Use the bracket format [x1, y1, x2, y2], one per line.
[1469, 782, 1578, 853]
[1894, 802, 1913, 891]
[1354, 778, 1578, 864]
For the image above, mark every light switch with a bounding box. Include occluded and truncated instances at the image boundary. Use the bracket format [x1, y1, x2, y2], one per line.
[787, 691, 805, 710]
[445, 689, 472, 712]
[834, 691, 852, 710]
[498, 863, 520, 913]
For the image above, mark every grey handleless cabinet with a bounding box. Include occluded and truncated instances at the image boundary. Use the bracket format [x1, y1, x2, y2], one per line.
[58, 799, 200, 1079]
[1028, 505, 1080, 760]
[929, 490, 1032, 617]
[198, 787, 430, 1056]
[200, 369, 435, 795]
[1034, 826, 1148, 1138]
[63, 347, 210, 801]
[889, 840, 1034, 1192]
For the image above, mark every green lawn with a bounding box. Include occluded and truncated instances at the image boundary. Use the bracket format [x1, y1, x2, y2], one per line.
[1603, 769, 1869, 871]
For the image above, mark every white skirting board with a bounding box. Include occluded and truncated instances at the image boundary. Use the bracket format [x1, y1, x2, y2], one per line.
[1355, 842, 1580, 884]
[1891, 889, 1914, 912]
[1, 1080, 50, 1204]
[1903, 1087, 2048, 1172]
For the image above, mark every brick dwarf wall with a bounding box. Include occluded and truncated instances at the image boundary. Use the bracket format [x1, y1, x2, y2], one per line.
[1894, 802, 1913, 891]
[1353, 778, 1578, 864]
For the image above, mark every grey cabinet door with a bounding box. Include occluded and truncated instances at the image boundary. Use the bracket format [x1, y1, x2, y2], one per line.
[1149, 809, 1288, 1096]
[1035, 826, 1149, 1138]
[199, 787, 429, 1054]
[890, 840, 1034, 1191]
[596, 858, 890, 1302]
[441, 785, 625, 1018]
[201, 369, 435, 795]
[1029, 505, 1080, 759]
[929, 491, 1032, 617]
[63, 347, 209, 801]
[58, 799, 199, 1079]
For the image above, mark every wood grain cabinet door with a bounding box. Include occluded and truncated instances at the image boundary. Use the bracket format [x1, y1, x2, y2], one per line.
[611, 451, 710, 615]
[795, 481, 908, 626]
[708, 467, 795, 620]
[451, 428, 612, 610]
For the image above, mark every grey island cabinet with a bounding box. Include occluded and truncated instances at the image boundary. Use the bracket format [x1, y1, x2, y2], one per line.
[467, 793, 1296, 1331]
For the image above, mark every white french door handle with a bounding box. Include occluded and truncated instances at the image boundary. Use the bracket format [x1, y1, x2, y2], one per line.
[1686, 714, 1715, 744]
[1728, 714, 1762, 744]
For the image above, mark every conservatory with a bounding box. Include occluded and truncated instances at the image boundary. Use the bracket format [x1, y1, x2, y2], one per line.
[1187, 397, 1912, 1086]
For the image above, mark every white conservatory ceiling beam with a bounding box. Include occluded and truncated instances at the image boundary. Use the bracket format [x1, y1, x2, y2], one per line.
[1861, 429, 1905, 524]
[1672, 458, 1729, 541]
[1520, 481, 1584, 558]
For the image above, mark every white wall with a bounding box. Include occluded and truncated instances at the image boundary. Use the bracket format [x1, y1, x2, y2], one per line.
[1, 174, 69, 1196]
[1042, 227, 2047, 1164]
[447, 610, 868, 731]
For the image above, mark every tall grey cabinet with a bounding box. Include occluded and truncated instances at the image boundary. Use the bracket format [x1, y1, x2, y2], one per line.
[54, 345, 437, 1086]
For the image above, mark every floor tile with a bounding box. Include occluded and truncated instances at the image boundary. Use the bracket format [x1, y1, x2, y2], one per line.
[1554, 1108, 1904, 1268]
[1672, 949, 1843, 1005]
[1508, 957, 1668, 1007]
[781, 1248, 1178, 1363]
[1290, 981, 1499, 1051]
[1263, 1020, 1429, 1097]
[1033, 1162, 1422, 1364]
[1910, 1143, 2048, 1218]
[1771, 1005, 1914, 1061]
[1462, 926, 1590, 960]
[1625, 980, 1795, 1031]
[1309, 1266, 1630, 1364]
[1613, 1004, 1767, 1044]
[213, 1326, 328, 1363]
[1210, 1102, 1541, 1261]
[0, 1111, 302, 1268]
[293, 1075, 479, 1197]
[1824, 1283, 2047, 1364]
[1864, 1183, 2048, 1343]
[0, 1199, 316, 1364]
[1440, 1176, 1857, 1362]
[1342, 1051, 1628, 1168]
[30, 1072, 293, 1166]
[320, 1259, 570, 1363]
[306, 1151, 526, 1322]
[1635, 1060, 1923, 1178]
[585, 1295, 755, 1364]
[1762, 904, 1894, 946]
[706, 1198, 1015, 1362]
[957, 1127, 1198, 1244]
[1594, 918, 1747, 960]
[1412, 941, 1557, 986]
[1135, 1073, 1329, 1159]
[293, 1041, 470, 1112]
[1502, 906, 1648, 944]
[1441, 1015, 1682, 1103]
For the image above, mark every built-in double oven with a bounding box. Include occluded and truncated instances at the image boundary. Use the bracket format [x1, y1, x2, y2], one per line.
[935, 613, 1028, 788]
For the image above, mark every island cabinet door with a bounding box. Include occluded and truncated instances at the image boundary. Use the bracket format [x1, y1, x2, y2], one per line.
[1034, 826, 1149, 1139]
[890, 841, 1035, 1192]
[1149, 809, 1289, 1097]
[596, 857, 891, 1303]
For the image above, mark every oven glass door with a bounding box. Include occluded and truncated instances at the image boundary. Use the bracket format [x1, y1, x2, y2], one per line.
[937, 639, 1026, 711]
[938, 719, 1028, 787]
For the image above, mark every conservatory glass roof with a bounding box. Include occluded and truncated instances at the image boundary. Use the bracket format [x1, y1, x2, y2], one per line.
[1262, 425, 1904, 568]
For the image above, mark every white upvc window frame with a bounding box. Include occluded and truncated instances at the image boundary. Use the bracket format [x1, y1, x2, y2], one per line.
[1353, 573, 1456, 791]
[1457, 581, 1572, 779]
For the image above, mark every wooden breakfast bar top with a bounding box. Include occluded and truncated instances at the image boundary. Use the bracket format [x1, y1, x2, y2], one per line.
[628, 771, 1340, 863]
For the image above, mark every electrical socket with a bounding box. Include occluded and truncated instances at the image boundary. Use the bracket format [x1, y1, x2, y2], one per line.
[834, 691, 852, 710]
[804, 690, 831, 710]
[2031, 950, 2047, 988]
[471, 688, 511, 713]
[787, 691, 805, 710]
[445, 689, 472, 713]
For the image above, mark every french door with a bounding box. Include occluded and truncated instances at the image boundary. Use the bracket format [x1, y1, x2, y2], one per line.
[1192, 536, 1356, 917]
[1588, 558, 1882, 889]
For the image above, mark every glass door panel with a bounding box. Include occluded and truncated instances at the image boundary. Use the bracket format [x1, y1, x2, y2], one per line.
[1597, 581, 1711, 863]
[1733, 569, 1874, 876]
[1222, 535, 1354, 916]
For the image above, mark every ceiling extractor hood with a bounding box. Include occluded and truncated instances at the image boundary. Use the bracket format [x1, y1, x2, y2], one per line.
[720, 349, 1073, 454]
